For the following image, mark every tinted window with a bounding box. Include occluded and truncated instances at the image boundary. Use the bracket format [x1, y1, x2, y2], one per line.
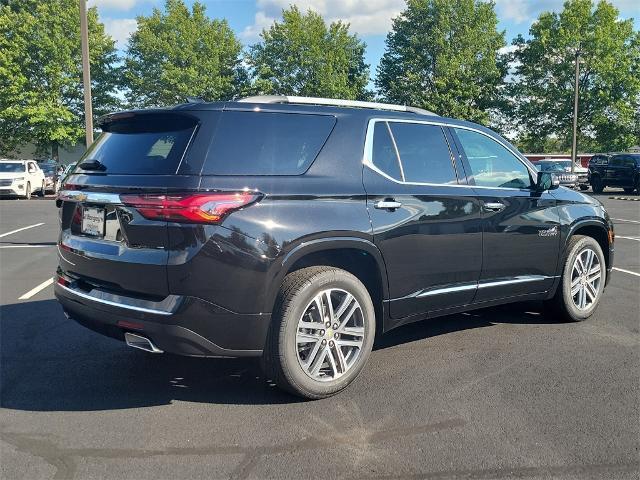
[0, 163, 25, 173]
[388, 123, 456, 184]
[371, 122, 402, 180]
[80, 114, 198, 175]
[455, 128, 532, 189]
[202, 112, 335, 175]
[610, 156, 624, 166]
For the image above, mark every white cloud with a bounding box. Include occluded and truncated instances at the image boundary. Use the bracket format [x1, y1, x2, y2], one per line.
[494, 0, 639, 24]
[242, 0, 405, 41]
[498, 45, 519, 55]
[103, 17, 137, 48]
[89, 0, 140, 10]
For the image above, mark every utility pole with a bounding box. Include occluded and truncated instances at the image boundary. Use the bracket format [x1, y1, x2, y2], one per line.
[570, 49, 580, 173]
[79, 0, 94, 147]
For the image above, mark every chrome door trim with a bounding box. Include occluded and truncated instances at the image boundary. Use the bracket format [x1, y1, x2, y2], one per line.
[388, 275, 558, 302]
[477, 275, 558, 289]
[362, 117, 538, 188]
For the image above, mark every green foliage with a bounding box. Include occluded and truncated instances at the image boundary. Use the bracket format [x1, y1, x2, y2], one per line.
[124, 0, 244, 107]
[248, 6, 370, 100]
[0, 0, 121, 156]
[510, 0, 640, 153]
[376, 0, 507, 124]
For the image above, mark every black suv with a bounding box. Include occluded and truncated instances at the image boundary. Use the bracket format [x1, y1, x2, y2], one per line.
[55, 96, 614, 399]
[588, 153, 640, 194]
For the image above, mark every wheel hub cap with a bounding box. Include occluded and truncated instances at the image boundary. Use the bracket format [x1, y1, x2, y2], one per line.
[295, 288, 365, 382]
[570, 248, 602, 311]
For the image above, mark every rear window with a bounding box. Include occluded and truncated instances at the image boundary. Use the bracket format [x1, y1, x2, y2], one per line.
[79, 114, 198, 175]
[201, 111, 335, 175]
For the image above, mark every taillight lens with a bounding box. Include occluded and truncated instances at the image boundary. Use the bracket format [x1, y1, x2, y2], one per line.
[119, 192, 261, 224]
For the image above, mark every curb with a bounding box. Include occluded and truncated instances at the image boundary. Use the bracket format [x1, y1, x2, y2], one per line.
[609, 196, 640, 202]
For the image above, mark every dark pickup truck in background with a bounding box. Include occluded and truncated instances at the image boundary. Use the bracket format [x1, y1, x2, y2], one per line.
[588, 153, 640, 194]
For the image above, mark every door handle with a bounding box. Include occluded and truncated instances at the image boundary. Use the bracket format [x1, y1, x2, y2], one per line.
[374, 200, 402, 210]
[483, 201, 506, 212]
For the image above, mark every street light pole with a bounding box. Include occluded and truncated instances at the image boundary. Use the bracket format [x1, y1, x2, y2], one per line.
[79, 0, 94, 147]
[570, 49, 580, 174]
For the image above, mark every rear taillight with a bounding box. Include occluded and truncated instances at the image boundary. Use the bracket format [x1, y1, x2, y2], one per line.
[119, 192, 261, 224]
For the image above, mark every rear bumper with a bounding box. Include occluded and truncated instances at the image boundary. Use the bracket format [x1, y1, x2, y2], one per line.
[55, 280, 269, 358]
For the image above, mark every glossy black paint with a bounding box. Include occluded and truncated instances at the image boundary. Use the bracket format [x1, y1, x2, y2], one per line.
[55, 101, 614, 357]
[588, 153, 640, 190]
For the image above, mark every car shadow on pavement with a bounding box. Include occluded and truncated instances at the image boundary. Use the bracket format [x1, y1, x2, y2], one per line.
[1, 299, 565, 412]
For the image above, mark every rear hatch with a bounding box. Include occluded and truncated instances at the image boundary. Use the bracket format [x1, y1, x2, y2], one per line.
[57, 110, 211, 298]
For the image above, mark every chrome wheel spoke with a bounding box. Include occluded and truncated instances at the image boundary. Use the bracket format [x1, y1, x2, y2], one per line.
[334, 345, 347, 374]
[297, 332, 321, 343]
[570, 248, 601, 311]
[309, 347, 328, 376]
[326, 347, 338, 376]
[296, 287, 365, 382]
[340, 326, 364, 338]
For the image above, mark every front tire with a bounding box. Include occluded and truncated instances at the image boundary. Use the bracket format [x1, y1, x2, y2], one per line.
[590, 176, 604, 193]
[24, 182, 31, 200]
[263, 266, 376, 399]
[545, 235, 606, 322]
[623, 187, 634, 194]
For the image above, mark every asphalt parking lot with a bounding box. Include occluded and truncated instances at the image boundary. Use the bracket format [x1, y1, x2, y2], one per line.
[0, 192, 638, 480]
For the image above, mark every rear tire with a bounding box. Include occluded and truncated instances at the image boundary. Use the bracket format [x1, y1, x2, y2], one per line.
[545, 235, 606, 322]
[623, 187, 634, 194]
[263, 266, 376, 399]
[38, 181, 46, 197]
[590, 176, 604, 193]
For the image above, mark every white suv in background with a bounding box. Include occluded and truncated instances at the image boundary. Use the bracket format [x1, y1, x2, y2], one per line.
[0, 160, 46, 199]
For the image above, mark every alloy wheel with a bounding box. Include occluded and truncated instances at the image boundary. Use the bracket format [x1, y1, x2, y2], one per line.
[296, 288, 365, 382]
[570, 248, 602, 310]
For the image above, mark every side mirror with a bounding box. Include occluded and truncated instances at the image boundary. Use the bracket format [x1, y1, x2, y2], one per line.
[535, 171, 560, 192]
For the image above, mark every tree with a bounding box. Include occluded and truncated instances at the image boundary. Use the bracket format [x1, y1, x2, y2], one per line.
[247, 6, 370, 100]
[376, 0, 506, 124]
[509, 0, 640, 153]
[0, 0, 121, 158]
[124, 0, 244, 107]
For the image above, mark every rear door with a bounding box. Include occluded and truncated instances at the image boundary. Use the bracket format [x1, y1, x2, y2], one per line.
[363, 119, 482, 320]
[605, 155, 624, 186]
[450, 127, 560, 303]
[57, 111, 212, 298]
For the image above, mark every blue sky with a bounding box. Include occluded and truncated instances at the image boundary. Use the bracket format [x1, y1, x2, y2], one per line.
[91, 0, 639, 78]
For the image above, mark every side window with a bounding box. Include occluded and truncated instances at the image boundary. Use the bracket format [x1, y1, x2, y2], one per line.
[27, 162, 36, 173]
[371, 122, 402, 180]
[388, 122, 457, 184]
[455, 128, 532, 189]
[609, 156, 623, 166]
[623, 156, 635, 168]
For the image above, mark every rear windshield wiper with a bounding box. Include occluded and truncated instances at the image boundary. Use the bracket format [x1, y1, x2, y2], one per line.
[79, 159, 107, 171]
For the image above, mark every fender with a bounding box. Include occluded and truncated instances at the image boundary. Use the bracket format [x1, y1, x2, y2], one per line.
[264, 236, 390, 314]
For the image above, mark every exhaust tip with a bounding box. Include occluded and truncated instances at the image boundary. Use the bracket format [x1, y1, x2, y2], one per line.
[124, 332, 163, 354]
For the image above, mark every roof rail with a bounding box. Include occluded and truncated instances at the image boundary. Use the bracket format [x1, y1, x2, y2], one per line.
[237, 95, 437, 116]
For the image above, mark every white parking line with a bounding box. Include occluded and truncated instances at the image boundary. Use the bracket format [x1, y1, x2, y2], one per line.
[0, 222, 45, 238]
[613, 267, 640, 278]
[612, 218, 640, 224]
[616, 236, 640, 242]
[0, 245, 54, 249]
[18, 277, 54, 300]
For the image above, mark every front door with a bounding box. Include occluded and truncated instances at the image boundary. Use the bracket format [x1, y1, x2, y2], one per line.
[363, 119, 482, 321]
[450, 127, 561, 303]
